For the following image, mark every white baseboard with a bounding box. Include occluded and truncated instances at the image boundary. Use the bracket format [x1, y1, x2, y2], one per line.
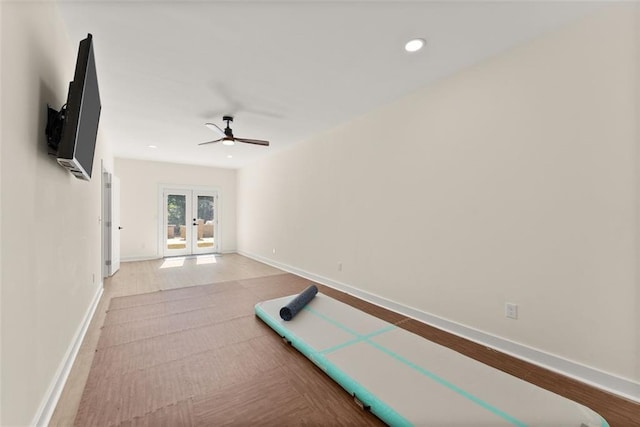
[32, 284, 104, 427]
[239, 250, 640, 403]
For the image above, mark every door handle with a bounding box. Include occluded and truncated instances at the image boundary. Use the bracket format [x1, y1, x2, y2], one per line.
[118, 226, 123, 230]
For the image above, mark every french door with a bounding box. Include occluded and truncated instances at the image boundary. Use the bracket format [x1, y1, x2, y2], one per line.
[163, 188, 218, 257]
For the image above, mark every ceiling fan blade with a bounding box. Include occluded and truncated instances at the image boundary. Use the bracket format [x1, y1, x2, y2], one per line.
[205, 122, 225, 137]
[198, 138, 224, 146]
[235, 137, 270, 146]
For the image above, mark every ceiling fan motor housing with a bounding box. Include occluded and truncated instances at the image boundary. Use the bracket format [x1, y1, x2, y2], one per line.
[222, 116, 234, 137]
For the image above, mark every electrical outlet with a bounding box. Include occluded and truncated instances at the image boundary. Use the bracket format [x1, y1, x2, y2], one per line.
[337, 262, 342, 272]
[505, 303, 518, 319]
[272, 248, 276, 254]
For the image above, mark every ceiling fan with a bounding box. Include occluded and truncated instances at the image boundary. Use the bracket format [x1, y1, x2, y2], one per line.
[199, 116, 270, 147]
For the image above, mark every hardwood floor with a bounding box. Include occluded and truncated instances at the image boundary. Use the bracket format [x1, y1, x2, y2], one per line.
[51, 254, 639, 426]
[49, 254, 284, 426]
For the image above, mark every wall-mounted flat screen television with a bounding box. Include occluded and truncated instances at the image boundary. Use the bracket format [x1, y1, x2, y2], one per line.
[47, 33, 101, 181]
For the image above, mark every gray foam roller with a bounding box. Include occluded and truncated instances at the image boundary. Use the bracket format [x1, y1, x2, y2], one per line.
[279, 285, 318, 321]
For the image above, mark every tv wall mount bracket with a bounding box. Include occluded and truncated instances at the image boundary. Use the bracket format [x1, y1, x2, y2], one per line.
[46, 104, 67, 155]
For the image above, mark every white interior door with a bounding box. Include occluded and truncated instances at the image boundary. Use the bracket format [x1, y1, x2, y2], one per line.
[111, 175, 121, 274]
[103, 170, 121, 276]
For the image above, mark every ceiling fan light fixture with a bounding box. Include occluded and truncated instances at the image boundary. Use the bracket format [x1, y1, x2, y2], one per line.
[405, 38, 426, 53]
[200, 116, 269, 147]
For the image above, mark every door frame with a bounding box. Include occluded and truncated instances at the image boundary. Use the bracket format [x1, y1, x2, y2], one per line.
[157, 184, 221, 257]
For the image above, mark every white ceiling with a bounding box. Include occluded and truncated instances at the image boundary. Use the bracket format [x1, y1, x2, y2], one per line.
[57, 1, 603, 169]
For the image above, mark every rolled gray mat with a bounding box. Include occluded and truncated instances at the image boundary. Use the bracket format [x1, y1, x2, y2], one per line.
[279, 285, 318, 321]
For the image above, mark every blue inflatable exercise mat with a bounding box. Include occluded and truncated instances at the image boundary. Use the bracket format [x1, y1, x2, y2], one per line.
[255, 292, 608, 427]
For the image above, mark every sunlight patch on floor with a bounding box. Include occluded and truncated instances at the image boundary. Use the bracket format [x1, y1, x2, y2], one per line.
[160, 257, 186, 269]
[196, 255, 217, 265]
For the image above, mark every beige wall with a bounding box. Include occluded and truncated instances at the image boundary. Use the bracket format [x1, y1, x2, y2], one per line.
[239, 5, 640, 384]
[115, 158, 237, 259]
[0, 2, 111, 425]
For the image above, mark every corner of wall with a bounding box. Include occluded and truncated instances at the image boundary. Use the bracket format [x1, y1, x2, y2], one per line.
[0, 1, 4, 423]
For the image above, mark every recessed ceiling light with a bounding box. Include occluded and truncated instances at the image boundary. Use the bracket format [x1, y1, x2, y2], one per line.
[227, 155, 233, 159]
[148, 145, 157, 149]
[404, 38, 426, 53]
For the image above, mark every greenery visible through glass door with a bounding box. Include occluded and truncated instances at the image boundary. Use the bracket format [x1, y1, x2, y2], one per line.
[167, 195, 186, 239]
[198, 196, 214, 221]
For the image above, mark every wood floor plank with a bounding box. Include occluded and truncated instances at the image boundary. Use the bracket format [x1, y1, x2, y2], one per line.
[118, 399, 195, 427]
[104, 283, 250, 326]
[191, 367, 312, 426]
[77, 335, 285, 426]
[98, 295, 257, 348]
[91, 316, 267, 381]
[108, 285, 211, 311]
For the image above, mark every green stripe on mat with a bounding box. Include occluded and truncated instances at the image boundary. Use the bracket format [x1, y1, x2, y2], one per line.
[320, 325, 396, 355]
[303, 302, 527, 426]
[304, 305, 362, 337]
[367, 340, 527, 427]
[259, 298, 608, 427]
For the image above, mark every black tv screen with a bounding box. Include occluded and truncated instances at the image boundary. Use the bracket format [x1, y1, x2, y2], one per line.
[57, 34, 101, 181]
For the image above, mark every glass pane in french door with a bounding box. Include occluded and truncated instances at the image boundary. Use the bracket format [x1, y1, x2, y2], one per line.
[195, 195, 214, 250]
[166, 193, 187, 252]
